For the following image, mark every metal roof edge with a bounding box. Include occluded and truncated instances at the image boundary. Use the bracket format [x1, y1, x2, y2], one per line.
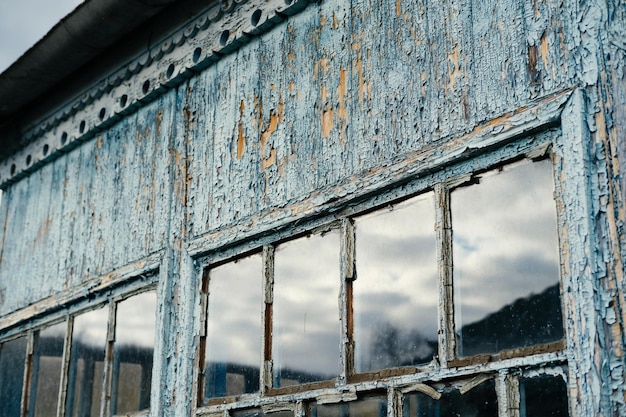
[0, 0, 177, 120]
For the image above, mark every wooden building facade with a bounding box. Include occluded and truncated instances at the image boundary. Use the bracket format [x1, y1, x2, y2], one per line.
[0, 0, 624, 416]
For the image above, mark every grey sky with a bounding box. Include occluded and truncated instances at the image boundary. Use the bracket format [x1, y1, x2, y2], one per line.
[0, 0, 83, 72]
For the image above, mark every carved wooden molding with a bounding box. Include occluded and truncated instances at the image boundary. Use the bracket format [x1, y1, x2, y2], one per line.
[0, 0, 315, 189]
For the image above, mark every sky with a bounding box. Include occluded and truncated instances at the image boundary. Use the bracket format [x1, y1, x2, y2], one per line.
[0, 0, 83, 73]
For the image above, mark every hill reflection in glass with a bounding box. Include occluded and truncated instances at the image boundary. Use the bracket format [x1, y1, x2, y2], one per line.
[451, 159, 563, 356]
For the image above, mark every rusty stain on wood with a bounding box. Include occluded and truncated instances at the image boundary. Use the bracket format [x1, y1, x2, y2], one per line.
[237, 100, 246, 159]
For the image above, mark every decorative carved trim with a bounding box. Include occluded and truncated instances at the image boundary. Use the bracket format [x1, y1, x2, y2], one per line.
[0, 0, 315, 189]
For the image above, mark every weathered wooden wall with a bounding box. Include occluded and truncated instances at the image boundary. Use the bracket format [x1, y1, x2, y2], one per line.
[0, 0, 624, 416]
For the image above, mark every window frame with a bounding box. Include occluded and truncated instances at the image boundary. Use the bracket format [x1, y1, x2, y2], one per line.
[0, 273, 158, 417]
[194, 89, 590, 417]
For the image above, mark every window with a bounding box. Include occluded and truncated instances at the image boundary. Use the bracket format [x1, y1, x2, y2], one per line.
[202, 253, 263, 399]
[272, 232, 341, 388]
[198, 151, 569, 416]
[0, 287, 157, 417]
[450, 159, 563, 357]
[353, 193, 438, 372]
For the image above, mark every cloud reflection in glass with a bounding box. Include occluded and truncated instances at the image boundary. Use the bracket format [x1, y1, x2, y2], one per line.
[273, 231, 341, 387]
[452, 159, 563, 356]
[205, 253, 263, 398]
[354, 193, 438, 372]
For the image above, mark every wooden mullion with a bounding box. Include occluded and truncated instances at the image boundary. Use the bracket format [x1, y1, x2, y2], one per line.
[340, 218, 355, 384]
[21, 330, 35, 417]
[435, 183, 455, 366]
[101, 301, 116, 417]
[197, 267, 210, 406]
[57, 317, 73, 417]
[262, 245, 275, 393]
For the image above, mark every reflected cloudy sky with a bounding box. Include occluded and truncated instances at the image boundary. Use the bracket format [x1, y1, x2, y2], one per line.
[0, 0, 83, 72]
[452, 159, 560, 329]
[273, 231, 341, 382]
[354, 193, 438, 371]
[71, 291, 157, 349]
[199, 158, 561, 375]
[72, 306, 108, 348]
[206, 254, 263, 367]
[115, 291, 157, 348]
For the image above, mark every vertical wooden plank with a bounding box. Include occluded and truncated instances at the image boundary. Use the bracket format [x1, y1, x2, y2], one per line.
[93, 127, 119, 277]
[0, 178, 32, 312]
[0, 186, 9, 314]
[426, 0, 475, 140]
[152, 77, 199, 417]
[555, 90, 600, 416]
[351, 0, 432, 166]
[45, 157, 69, 294]
[521, 0, 573, 98]
[207, 53, 241, 230]
[58, 144, 83, 289]
[148, 85, 180, 417]
[278, 6, 321, 203]
[309, 0, 352, 189]
[470, 0, 529, 117]
[187, 69, 216, 239]
[151, 92, 176, 251]
[74, 141, 98, 283]
[114, 114, 139, 272]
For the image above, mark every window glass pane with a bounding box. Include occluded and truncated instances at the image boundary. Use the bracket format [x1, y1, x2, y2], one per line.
[451, 159, 563, 357]
[0, 336, 28, 416]
[403, 379, 497, 417]
[33, 321, 67, 417]
[354, 193, 437, 372]
[205, 254, 263, 399]
[67, 307, 108, 417]
[309, 395, 387, 417]
[521, 374, 569, 417]
[113, 291, 157, 415]
[273, 231, 340, 387]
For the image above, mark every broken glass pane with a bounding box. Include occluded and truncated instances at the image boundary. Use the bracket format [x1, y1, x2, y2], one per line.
[403, 379, 497, 417]
[309, 395, 387, 417]
[67, 306, 108, 417]
[354, 193, 438, 372]
[33, 321, 67, 417]
[273, 231, 340, 387]
[113, 290, 157, 414]
[205, 254, 263, 399]
[0, 336, 27, 417]
[520, 374, 569, 417]
[451, 159, 563, 357]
